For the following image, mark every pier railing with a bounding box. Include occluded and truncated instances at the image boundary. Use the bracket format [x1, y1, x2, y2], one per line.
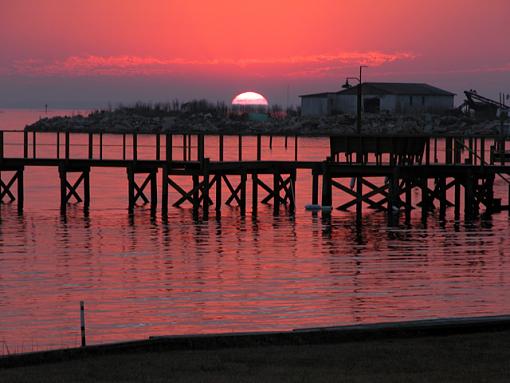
[0, 130, 510, 166]
[0, 131, 308, 163]
[330, 135, 510, 166]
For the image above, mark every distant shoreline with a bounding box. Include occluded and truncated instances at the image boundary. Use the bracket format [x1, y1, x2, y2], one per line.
[22, 109, 508, 137]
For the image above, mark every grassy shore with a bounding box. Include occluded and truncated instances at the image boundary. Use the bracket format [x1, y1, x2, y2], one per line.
[2, 329, 510, 382]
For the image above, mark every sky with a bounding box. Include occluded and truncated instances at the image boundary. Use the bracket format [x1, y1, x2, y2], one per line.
[1, 0, 509, 108]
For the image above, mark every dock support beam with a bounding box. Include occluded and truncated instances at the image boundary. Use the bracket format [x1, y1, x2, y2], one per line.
[0, 167, 24, 214]
[59, 165, 90, 213]
[127, 166, 158, 215]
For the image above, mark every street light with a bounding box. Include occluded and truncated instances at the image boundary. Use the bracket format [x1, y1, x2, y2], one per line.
[342, 65, 368, 135]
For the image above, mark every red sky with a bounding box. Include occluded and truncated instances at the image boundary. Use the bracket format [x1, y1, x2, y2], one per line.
[1, 0, 509, 107]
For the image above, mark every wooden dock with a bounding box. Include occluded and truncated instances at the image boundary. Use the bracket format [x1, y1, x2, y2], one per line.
[1, 130, 510, 224]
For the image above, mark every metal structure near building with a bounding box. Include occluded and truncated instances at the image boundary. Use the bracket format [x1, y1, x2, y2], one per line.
[459, 90, 509, 120]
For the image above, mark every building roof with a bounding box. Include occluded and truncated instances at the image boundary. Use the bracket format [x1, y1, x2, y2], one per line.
[299, 92, 336, 98]
[337, 82, 455, 96]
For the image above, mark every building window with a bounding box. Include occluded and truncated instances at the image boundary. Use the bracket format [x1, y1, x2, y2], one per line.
[422, 96, 425, 105]
[409, 96, 413, 106]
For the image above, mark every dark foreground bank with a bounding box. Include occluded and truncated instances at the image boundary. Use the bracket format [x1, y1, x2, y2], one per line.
[2, 316, 510, 382]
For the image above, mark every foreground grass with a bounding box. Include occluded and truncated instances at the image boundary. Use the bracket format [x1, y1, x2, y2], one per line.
[1, 330, 510, 382]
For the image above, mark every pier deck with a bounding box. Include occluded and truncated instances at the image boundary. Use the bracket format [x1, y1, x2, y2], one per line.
[1, 130, 510, 224]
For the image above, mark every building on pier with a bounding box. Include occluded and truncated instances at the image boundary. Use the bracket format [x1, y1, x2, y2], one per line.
[300, 82, 455, 116]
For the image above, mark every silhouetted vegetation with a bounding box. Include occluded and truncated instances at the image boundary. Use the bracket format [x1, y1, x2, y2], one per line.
[89, 99, 296, 120]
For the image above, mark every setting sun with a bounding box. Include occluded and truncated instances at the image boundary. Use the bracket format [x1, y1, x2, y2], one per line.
[232, 91, 269, 106]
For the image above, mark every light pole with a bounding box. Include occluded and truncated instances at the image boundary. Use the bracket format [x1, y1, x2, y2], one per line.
[342, 65, 368, 135]
[342, 66, 367, 225]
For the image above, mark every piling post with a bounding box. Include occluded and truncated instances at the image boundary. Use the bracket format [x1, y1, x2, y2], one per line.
[202, 159, 210, 220]
[17, 169, 24, 214]
[65, 132, 70, 160]
[182, 135, 187, 161]
[80, 301, 86, 347]
[445, 137, 452, 164]
[198, 135, 205, 163]
[238, 135, 243, 161]
[165, 134, 173, 162]
[252, 173, 258, 216]
[133, 133, 138, 161]
[240, 172, 247, 217]
[454, 179, 461, 220]
[59, 167, 67, 213]
[162, 166, 168, 215]
[150, 169, 157, 216]
[32, 131, 36, 159]
[312, 172, 319, 205]
[256, 135, 261, 161]
[219, 135, 224, 161]
[321, 160, 332, 215]
[188, 134, 192, 161]
[356, 176, 362, 225]
[215, 174, 222, 217]
[127, 167, 134, 213]
[284, 135, 288, 149]
[273, 171, 280, 216]
[99, 132, 103, 160]
[269, 135, 273, 149]
[294, 136, 298, 161]
[289, 169, 296, 216]
[156, 134, 161, 161]
[84, 169, 90, 210]
[434, 138, 438, 163]
[122, 134, 126, 160]
[0, 131, 3, 160]
[88, 133, 93, 159]
[22, 130, 28, 159]
[23, 131, 28, 159]
[56, 132, 60, 159]
[192, 173, 199, 219]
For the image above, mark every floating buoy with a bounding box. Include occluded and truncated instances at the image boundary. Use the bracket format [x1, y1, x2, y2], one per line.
[321, 206, 333, 212]
[305, 204, 322, 211]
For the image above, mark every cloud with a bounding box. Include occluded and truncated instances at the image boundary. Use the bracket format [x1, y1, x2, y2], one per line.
[9, 51, 416, 78]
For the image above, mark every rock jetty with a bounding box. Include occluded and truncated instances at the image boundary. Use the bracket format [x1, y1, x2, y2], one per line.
[24, 109, 508, 137]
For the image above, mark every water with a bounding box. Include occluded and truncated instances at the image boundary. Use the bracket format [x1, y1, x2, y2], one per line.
[0, 109, 509, 353]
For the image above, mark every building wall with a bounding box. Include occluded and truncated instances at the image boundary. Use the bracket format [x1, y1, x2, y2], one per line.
[301, 96, 332, 116]
[336, 94, 397, 113]
[335, 94, 357, 114]
[395, 95, 454, 113]
[337, 94, 453, 114]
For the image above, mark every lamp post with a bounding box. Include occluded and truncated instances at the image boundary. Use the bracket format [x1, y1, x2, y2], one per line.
[342, 65, 368, 135]
[343, 67, 368, 225]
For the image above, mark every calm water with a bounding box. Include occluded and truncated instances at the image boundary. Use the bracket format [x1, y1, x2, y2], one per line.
[0, 109, 509, 353]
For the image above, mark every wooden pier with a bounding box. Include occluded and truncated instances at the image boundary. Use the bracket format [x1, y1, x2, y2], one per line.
[1, 130, 510, 224]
